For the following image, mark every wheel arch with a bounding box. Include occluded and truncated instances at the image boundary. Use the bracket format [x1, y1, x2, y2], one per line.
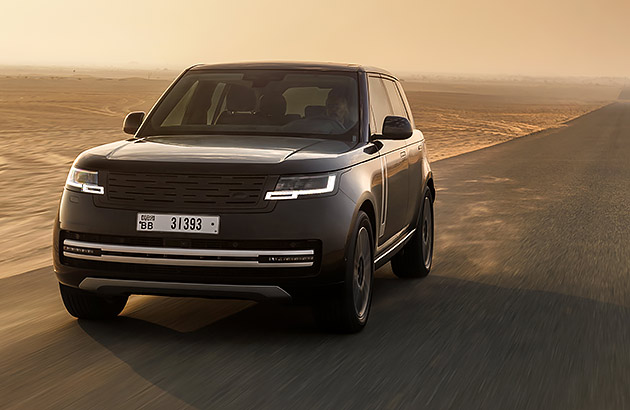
[426, 173, 435, 201]
[358, 199, 377, 247]
[346, 193, 379, 257]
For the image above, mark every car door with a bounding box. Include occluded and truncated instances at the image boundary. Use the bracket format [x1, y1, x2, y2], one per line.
[383, 78, 423, 227]
[368, 75, 409, 244]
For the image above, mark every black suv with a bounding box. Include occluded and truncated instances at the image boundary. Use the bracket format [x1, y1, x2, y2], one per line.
[53, 62, 435, 332]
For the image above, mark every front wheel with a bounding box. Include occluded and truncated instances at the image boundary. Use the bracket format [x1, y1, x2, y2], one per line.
[59, 283, 128, 320]
[314, 211, 374, 333]
[391, 189, 434, 278]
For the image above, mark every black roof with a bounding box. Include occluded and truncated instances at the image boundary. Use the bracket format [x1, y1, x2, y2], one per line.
[189, 61, 395, 78]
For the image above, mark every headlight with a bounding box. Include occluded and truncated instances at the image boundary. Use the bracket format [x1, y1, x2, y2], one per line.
[265, 174, 336, 200]
[66, 166, 104, 195]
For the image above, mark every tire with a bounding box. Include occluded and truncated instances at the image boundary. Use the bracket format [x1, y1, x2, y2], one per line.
[391, 189, 434, 278]
[59, 283, 128, 320]
[314, 211, 374, 333]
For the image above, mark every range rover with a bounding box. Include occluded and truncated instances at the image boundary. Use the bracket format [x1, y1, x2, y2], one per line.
[53, 62, 435, 333]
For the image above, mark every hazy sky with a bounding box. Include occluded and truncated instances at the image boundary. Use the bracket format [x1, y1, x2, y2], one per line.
[2, 0, 629, 77]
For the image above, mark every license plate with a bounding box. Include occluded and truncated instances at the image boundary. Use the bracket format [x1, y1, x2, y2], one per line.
[137, 213, 219, 234]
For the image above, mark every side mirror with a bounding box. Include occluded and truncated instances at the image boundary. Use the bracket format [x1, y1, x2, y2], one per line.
[381, 116, 413, 140]
[123, 111, 145, 135]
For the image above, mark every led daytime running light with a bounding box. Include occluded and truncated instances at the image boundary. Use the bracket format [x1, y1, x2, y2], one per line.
[265, 175, 336, 200]
[66, 166, 105, 195]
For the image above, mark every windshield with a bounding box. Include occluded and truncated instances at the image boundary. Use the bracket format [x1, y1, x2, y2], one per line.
[141, 70, 360, 141]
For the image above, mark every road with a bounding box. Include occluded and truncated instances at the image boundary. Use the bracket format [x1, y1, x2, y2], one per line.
[2, 102, 630, 409]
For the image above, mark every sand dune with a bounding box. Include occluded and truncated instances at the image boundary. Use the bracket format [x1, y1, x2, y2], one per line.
[403, 79, 619, 160]
[0, 71, 620, 278]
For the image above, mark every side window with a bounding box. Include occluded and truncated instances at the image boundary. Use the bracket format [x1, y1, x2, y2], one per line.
[383, 79, 408, 119]
[368, 76, 392, 134]
[206, 82, 227, 124]
[283, 87, 330, 116]
[161, 81, 199, 126]
[395, 81, 415, 127]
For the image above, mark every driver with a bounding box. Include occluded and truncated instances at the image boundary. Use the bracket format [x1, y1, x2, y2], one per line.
[281, 87, 353, 134]
[325, 88, 350, 128]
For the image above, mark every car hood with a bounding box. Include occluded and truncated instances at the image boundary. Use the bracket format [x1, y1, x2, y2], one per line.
[75, 135, 372, 175]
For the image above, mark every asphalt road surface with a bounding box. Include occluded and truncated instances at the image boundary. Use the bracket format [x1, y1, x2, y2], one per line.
[2, 102, 630, 409]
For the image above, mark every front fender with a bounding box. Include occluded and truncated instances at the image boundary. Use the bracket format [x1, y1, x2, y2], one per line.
[339, 159, 383, 255]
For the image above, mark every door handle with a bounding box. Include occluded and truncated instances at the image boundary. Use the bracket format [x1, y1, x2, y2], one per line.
[400, 150, 407, 158]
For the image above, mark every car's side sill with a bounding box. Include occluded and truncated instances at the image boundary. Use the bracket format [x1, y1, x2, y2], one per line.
[374, 229, 416, 269]
[79, 278, 292, 301]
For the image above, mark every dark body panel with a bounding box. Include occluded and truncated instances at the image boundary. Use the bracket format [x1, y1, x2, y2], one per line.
[74, 135, 373, 176]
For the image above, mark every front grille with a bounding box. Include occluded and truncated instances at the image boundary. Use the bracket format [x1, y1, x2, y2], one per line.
[95, 172, 275, 211]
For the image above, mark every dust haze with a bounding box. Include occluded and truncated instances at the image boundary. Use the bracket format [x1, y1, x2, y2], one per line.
[2, 0, 630, 78]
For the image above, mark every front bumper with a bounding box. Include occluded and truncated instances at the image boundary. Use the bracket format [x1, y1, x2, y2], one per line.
[53, 188, 357, 300]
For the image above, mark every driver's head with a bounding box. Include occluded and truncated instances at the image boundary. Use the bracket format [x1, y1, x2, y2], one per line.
[326, 88, 349, 123]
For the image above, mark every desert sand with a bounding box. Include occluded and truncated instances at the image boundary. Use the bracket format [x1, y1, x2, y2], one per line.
[0, 68, 622, 278]
[402, 78, 620, 160]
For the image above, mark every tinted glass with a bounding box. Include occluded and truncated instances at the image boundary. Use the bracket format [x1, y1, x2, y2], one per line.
[368, 76, 392, 134]
[141, 70, 359, 141]
[396, 82, 415, 127]
[383, 79, 408, 119]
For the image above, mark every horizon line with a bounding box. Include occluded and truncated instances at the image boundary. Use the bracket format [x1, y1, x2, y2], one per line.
[0, 62, 628, 82]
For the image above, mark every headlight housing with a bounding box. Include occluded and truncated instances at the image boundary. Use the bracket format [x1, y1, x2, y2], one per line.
[66, 166, 104, 195]
[265, 174, 336, 200]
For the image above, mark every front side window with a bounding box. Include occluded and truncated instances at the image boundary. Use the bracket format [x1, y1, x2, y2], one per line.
[141, 70, 360, 141]
[383, 79, 408, 119]
[368, 76, 392, 135]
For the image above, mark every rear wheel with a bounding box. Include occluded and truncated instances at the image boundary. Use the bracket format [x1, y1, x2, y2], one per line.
[315, 211, 373, 333]
[391, 189, 434, 278]
[59, 283, 128, 320]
